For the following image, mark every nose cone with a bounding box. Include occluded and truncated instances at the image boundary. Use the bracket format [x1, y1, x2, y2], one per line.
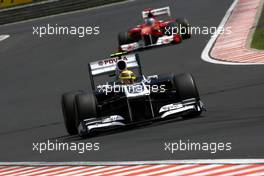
[141, 26, 152, 35]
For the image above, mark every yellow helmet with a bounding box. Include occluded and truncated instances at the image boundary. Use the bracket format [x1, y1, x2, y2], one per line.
[119, 70, 136, 82]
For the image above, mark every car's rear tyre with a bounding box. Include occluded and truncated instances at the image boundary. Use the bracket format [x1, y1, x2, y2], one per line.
[75, 93, 98, 127]
[61, 91, 82, 135]
[118, 32, 132, 45]
[176, 18, 191, 39]
[166, 21, 179, 35]
[174, 73, 201, 118]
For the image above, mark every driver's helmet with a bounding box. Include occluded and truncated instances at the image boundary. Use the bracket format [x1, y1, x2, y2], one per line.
[145, 17, 155, 26]
[119, 70, 136, 84]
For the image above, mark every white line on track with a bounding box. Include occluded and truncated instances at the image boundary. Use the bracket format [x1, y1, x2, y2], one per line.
[0, 159, 264, 166]
[201, 0, 264, 65]
[201, 0, 243, 65]
[0, 35, 10, 42]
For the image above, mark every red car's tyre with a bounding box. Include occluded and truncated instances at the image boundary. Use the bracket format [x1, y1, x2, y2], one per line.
[176, 18, 191, 39]
[166, 22, 182, 43]
[118, 32, 133, 45]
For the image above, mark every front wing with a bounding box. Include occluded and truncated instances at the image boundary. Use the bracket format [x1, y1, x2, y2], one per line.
[120, 35, 175, 52]
[78, 98, 204, 138]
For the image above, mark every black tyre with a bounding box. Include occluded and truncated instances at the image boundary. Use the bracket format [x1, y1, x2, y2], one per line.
[75, 93, 97, 127]
[164, 21, 182, 43]
[118, 32, 132, 45]
[174, 73, 199, 100]
[174, 73, 201, 118]
[61, 91, 82, 135]
[165, 21, 180, 36]
[176, 18, 191, 39]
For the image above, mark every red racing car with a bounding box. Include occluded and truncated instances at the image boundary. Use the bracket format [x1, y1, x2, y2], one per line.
[118, 7, 191, 52]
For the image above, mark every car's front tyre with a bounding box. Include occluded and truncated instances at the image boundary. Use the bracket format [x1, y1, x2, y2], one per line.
[61, 91, 82, 135]
[75, 93, 98, 129]
[118, 32, 133, 45]
[174, 73, 202, 118]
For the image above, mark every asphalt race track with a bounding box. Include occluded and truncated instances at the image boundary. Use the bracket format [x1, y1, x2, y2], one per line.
[0, 0, 263, 162]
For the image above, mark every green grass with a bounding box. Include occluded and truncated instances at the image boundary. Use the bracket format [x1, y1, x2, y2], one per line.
[251, 4, 264, 50]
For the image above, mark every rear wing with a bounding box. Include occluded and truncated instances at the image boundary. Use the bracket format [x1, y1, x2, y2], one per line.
[142, 7, 171, 19]
[88, 53, 142, 90]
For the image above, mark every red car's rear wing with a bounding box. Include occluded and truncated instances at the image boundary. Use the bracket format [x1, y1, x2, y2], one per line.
[142, 6, 171, 19]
